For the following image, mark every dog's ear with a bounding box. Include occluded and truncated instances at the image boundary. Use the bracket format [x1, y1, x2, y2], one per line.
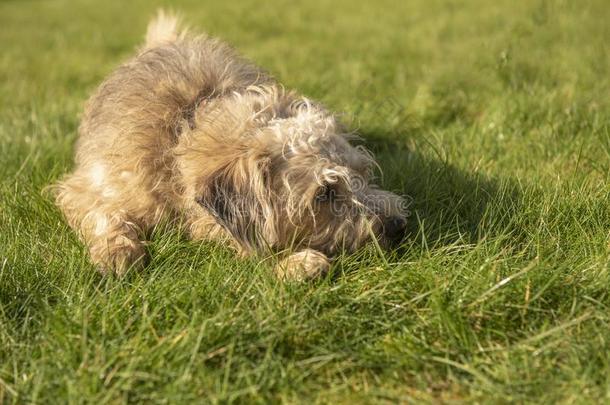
[195, 155, 274, 250]
[195, 171, 238, 230]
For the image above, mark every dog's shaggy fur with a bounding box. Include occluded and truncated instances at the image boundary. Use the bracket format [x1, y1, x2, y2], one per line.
[54, 11, 407, 280]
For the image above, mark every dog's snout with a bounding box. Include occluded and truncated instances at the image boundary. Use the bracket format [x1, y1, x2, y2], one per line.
[384, 216, 407, 239]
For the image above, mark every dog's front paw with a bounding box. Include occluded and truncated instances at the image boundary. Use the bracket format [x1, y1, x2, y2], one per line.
[91, 235, 147, 277]
[274, 249, 330, 281]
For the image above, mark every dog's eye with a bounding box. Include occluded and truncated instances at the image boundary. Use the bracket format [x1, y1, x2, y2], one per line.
[315, 184, 334, 202]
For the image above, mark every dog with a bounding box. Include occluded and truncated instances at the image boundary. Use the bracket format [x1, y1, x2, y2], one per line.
[54, 11, 408, 281]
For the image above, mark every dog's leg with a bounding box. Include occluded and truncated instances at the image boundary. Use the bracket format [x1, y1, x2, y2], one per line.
[188, 208, 330, 280]
[86, 214, 147, 275]
[55, 171, 150, 275]
[274, 249, 330, 281]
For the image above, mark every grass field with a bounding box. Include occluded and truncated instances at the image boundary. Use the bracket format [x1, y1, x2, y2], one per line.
[1, 0, 609, 403]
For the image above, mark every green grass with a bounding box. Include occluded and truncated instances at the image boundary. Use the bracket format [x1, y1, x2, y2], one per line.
[1, 0, 609, 402]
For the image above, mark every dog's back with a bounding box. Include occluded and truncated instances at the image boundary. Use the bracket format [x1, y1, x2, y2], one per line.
[79, 12, 271, 156]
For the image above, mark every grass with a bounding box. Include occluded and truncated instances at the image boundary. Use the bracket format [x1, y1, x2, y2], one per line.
[1, 0, 609, 402]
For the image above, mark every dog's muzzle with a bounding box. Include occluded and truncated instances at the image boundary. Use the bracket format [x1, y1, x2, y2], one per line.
[383, 216, 407, 240]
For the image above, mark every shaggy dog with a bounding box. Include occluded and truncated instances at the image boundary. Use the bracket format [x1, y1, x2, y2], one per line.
[54, 11, 408, 280]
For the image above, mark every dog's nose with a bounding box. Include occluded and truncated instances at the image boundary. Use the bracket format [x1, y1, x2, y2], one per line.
[384, 216, 407, 239]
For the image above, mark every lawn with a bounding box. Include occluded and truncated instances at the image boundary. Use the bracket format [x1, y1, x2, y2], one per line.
[1, 0, 609, 403]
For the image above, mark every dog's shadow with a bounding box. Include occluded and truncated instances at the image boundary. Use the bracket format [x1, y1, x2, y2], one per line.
[350, 129, 522, 262]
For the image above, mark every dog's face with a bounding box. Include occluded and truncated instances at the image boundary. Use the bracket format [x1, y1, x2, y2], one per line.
[262, 105, 408, 255]
[182, 88, 407, 255]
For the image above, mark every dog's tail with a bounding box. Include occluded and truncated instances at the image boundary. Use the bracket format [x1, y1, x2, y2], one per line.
[144, 9, 187, 49]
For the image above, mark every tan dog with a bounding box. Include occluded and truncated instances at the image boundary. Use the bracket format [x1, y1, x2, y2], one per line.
[54, 11, 408, 280]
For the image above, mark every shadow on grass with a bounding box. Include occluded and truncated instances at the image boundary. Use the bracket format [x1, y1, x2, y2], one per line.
[359, 129, 523, 253]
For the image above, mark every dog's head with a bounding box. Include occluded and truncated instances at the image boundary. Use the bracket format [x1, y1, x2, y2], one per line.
[179, 87, 408, 256]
